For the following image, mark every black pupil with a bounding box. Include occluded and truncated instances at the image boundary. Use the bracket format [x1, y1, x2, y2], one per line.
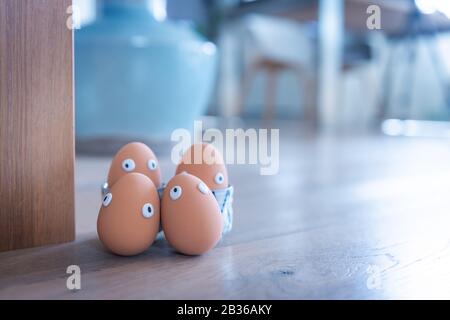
[174, 188, 177, 192]
[104, 196, 107, 201]
[147, 206, 151, 212]
[125, 164, 129, 168]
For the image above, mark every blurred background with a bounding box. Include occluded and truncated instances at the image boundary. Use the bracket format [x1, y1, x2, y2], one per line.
[74, 0, 450, 151]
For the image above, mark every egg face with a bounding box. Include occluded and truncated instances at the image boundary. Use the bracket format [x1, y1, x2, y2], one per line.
[97, 173, 160, 256]
[107, 142, 162, 188]
[161, 173, 223, 255]
[176, 143, 228, 190]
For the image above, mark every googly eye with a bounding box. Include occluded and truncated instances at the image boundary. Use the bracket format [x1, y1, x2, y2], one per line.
[102, 193, 112, 207]
[121, 159, 135, 172]
[214, 172, 225, 185]
[141, 203, 154, 218]
[198, 182, 209, 194]
[169, 186, 182, 201]
[147, 159, 158, 171]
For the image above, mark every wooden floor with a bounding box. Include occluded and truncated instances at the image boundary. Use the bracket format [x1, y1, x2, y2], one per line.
[1, 122, 450, 299]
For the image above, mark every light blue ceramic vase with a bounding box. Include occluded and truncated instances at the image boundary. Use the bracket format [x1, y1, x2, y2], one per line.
[75, 0, 217, 139]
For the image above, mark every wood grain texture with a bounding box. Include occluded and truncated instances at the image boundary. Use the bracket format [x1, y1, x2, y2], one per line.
[1, 122, 450, 299]
[0, 0, 75, 251]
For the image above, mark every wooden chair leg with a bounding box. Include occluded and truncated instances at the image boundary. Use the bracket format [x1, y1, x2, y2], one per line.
[299, 71, 317, 127]
[236, 64, 257, 117]
[263, 68, 278, 125]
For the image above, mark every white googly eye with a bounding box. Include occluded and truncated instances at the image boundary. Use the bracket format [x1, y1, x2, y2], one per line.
[147, 159, 158, 171]
[121, 159, 135, 172]
[141, 203, 154, 218]
[198, 182, 209, 194]
[102, 193, 113, 207]
[214, 172, 225, 185]
[169, 186, 182, 201]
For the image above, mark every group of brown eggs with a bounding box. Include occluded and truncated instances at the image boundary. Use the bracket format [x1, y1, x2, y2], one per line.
[97, 142, 232, 257]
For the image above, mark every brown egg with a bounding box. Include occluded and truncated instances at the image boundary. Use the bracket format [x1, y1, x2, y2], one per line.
[176, 143, 228, 190]
[107, 142, 161, 188]
[161, 172, 223, 255]
[97, 173, 160, 256]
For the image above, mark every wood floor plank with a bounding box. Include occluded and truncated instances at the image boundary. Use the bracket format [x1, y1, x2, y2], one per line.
[1, 125, 450, 299]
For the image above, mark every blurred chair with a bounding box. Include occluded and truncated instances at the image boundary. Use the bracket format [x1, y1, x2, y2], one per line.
[340, 34, 378, 129]
[236, 15, 316, 123]
[377, 5, 450, 121]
